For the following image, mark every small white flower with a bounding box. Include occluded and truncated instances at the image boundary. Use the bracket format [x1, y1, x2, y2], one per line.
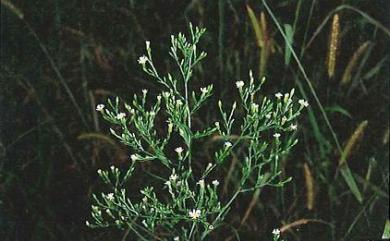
[214, 121, 220, 128]
[290, 124, 298, 130]
[106, 193, 115, 201]
[272, 228, 281, 236]
[275, 93, 283, 99]
[157, 95, 162, 101]
[235, 81, 244, 88]
[176, 100, 183, 106]
[116, 112, 126, 120]
[142, 196, 148, 203]
[110, 165, 115, 171]
[145, 41, 150, 49]
[175, 147, 184, 154]
[200, 87, 208, 94]
[138, 55, 148, 65]
[174, 237, 180, 241]
[189, 209, 201, 220]
[96, 104, 105, 112]
[130, 154, 138, 161]
[298, 99, 309, 107]
[197, 179, 205, 187]
[273, 133, 281, 138]
[209, 225, 214, 230]
[224, 141, 232, 148]
[97, 169, 102, 175]
[142, 89, 148, 95]
[206, 163, 213, 170]
[212, 180, 220, 186]
[170, 173, 178, 182]
[85, 221, 90, 226]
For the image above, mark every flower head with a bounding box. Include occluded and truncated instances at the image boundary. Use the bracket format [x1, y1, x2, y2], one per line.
[175, 147, 184, 154]
[212, 180, 220, 186]
[273, 133, 281, 138]
[106, 193, 115, 201]
[224, 141, 232, 148]
[275, 93, 283, 99]
[96, 104, 105, 112]
[130, 154, 138, 161]
[138, 55, 148, 65]
[116, 113, 126, 120]
[189, 209, 201, 220]
[235, 81, 244, 89]
[272, 228, 281, 236]
[200, 87, 208, 94]
[290, 124, 298, 130]
[197, 179, 205, 187]
[298, 99, 309, 107]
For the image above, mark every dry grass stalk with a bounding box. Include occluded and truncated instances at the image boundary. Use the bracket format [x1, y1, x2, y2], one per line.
[280, 218, 324, 233]
[339, 120, 368, 166]
[303, 163, 315, 210]
[327, 14, 340, 78]
[341, 41, 370, 86]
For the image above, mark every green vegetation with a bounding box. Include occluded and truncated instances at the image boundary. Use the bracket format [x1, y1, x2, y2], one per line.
[1, 0, 388, 240]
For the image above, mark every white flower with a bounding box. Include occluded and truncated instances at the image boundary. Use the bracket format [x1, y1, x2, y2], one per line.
[200, 87, 208, 94]
[130, 154, 138, 161]
[197, 179, 205, 187]
[175, 147, 184, 154]
[116, 112, 126, 120]
[272, 228, 281, 236]
[96, 104, 105, 112]
[142, 89, 148, 95]
[212, 180, 220, 186]
[275, 93, 283, 99]
[224, 141, 232, 148]
[235, 81, 244, 88]
[290, 124, 298, 130]
[273, 133, 281, 138]
[176, 100, 183, 106]
[145, 41, 150, 49]
[157, 95, 162, 101]
[174, 237, 180, 241]
[85, 221, 90, 226]
[298, 99, 309, 107]
[206, 163, 213, 170]
[170, 173, 178, 182]
[188, 209, 201, 220]
[138, 55, 148, 65]
[97, 169, 102, 175]
[214, 121, 220, 128]
[106, 193, 115, 201]
[209, 225, 214, 230]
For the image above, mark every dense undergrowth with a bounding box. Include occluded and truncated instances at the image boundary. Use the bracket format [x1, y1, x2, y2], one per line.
[1, 0, 389, 240]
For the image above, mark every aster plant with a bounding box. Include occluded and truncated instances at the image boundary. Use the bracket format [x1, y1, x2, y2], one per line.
[87, 24, 307, 241]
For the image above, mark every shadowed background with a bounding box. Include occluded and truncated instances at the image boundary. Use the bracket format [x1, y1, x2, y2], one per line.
[1, 0, 389, 240]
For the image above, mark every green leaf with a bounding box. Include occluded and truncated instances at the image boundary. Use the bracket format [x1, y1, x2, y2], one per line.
[383, 220, 390, 239]
[325, 105, 353, 119]
[339, 164, 363, 203]
[283, 24, 294, 66]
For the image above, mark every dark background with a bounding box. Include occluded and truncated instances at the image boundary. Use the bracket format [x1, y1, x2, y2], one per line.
[1, 0, 389, 240]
